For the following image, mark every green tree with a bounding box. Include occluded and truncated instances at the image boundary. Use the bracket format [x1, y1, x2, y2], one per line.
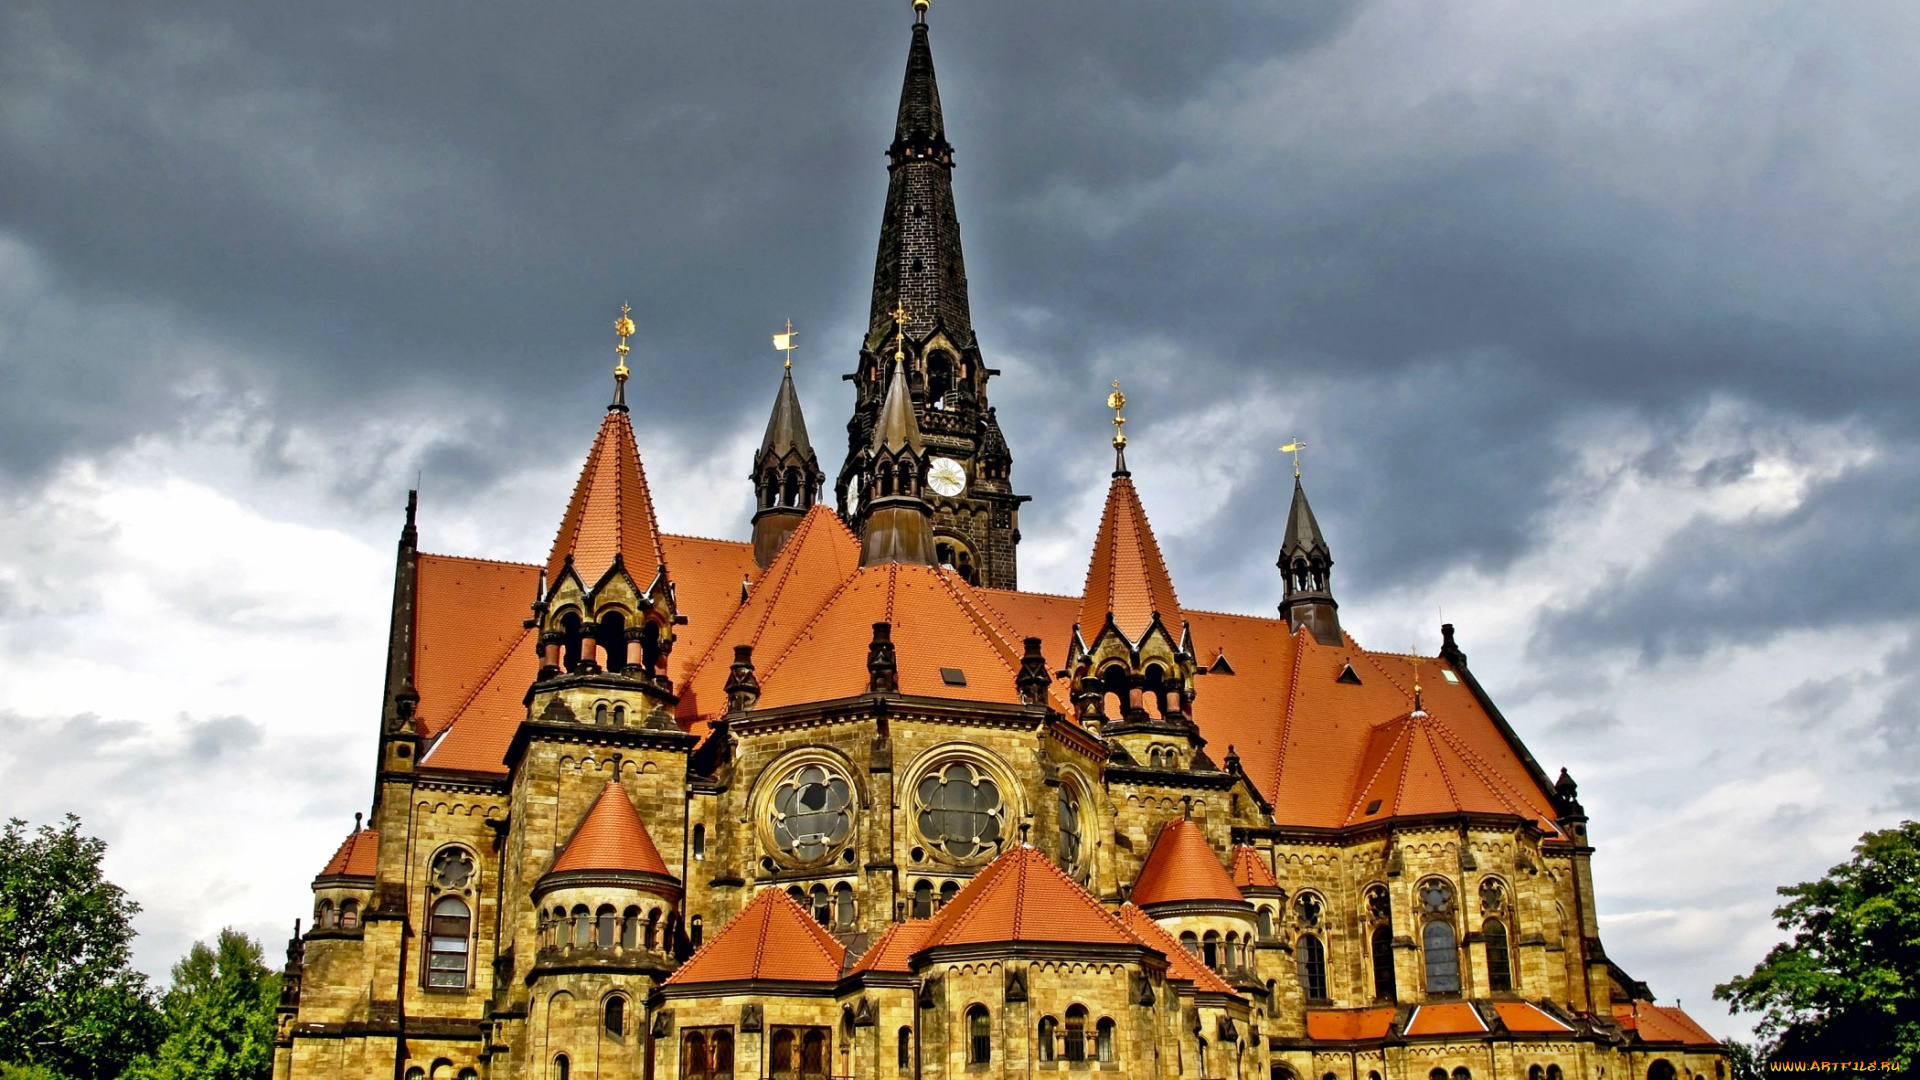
[0, 815, 162, 1078]
[1715, 819, 1920, 1065]
[123, 929, 281, 1080]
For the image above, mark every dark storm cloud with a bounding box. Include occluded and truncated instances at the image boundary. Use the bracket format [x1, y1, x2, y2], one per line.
[3, 0, 1918, 656]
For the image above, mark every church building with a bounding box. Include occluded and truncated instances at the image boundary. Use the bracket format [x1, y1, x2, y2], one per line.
[274, 6, 1726, 1080]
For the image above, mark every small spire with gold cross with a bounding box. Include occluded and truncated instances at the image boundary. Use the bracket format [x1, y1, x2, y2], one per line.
[1409, 655, 1427, 717]
[611, 303, 636, 411]
[1107, 379, 1129, 477]
[772, 319, 798, 370]
[890, 300, 910, 369]
[1279, 436, 1307, 479]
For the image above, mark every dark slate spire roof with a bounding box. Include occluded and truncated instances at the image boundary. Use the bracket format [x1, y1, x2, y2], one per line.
[1279, 477, 1331, 564]
[868, 17, 972, 343]
[759, 367, 815, 463]
[893, 21, 948, 156]
[872, 359, 925, 456]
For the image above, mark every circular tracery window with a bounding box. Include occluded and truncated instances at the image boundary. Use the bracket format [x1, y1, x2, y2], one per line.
[432, 848, 475, 891]
[915, 761, 1005, 860]
[770, 764, 853, 863]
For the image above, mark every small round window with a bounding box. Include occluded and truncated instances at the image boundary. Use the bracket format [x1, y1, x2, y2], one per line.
[432, 848, 475, 891]
[915, 761, 1005, 860]
[771, 764, 853, 863]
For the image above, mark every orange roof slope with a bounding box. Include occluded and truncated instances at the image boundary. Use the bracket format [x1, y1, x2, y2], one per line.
[659, 533, 761, 686]
[549, 782, 674, 878]
[418, 623, 537, 775]
[318, 828, 378, 878]
[755, 563, 1070, 714]
[1493, 1002, 1573, 1033]
[1230, 846, 1278, 890]
[1613, 1003, 1721, 1046]
[1344, 706, 1551, 826]
[412, 554, 539, 738]
[849, 919, 937, 975]
[1304, 1007, 1397, 1041]
[1114, 904, 1237, 996]
[545, 409, 668, 589]
[1078, 475, 1183, 642]
[1131, 819, 1243, 907]
[665, 886, 846, 985]
[1405, 1003, 1488, 1037]
[919, 845, 1138, 949]
[675, 506, 862, 724]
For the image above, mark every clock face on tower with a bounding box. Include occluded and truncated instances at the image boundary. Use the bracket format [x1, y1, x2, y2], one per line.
[927, 457, 968, 498]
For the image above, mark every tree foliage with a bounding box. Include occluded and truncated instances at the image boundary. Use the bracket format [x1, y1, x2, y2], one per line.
[1716, 819, 1920, 1065]
[123, 929, 280, 1080]
[0, 816, 162, 1078]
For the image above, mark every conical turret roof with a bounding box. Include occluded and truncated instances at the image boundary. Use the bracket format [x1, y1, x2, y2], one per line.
[759, 367, 815, 463]
[664, 886, 847, 985]
[1130, 819, 1243, 907]
[317, 827, 378, 880]
[546, 410, 667, 589]
[918, 845, 1138, 949]
[1079, 475, 1183, 643]
[1279, 477, 1330, 564]
[1230, 845, 1279, 890]
[872, 360, 924, 456]
[894, 20, 947, 152]
[549, 781, 674, 878]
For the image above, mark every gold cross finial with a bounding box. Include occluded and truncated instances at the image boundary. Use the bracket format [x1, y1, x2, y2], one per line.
[1106, 380, 1128, 451]
[1279, 437, 1306, 478]
[772, 319, 798, 370]
[614, 303, 634, 383]
[890, 301, 910, 362]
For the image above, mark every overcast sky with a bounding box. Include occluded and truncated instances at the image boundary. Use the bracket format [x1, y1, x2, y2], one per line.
[3, 0, 1917, 1038]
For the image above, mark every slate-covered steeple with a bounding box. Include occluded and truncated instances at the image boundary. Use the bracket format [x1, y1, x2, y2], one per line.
[750, 365, 824, 568]
[837, 7, 1028, 589]
[1278, 477, 1342, 646]
[859, 357, 936, 568]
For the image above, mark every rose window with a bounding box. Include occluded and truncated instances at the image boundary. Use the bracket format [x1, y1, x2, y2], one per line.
[1420, 879, 1455, 915]
[1479, 878, 1506, 913]
[432, 849, 475, 891]
[915, 762, 1005, 860]
[771, 764, 853, 863]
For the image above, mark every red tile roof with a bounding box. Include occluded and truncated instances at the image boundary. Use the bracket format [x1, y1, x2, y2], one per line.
[1343, 704, 1552, 826]
[317, 828, 379, 879]
[849, 919, 937, 975]
[1613, 1002, 1721, 1046]
[1304, 1007, 1397, 1041]
[1404, 1003, 1488, 1037]
[1113, 903, 1238, 996]
[412, 555, 539, 738]
[918, 845, 1138, 949]
[1493, 1002, 1573, 1033]
[664, 886, 846, 985]
[1079, 475, 1183, 642]
[549, 782, 674, 878]
[1130, 819, 1244, 907]
[545, 409, 667, 590]
[1229, 846, 1278, 890]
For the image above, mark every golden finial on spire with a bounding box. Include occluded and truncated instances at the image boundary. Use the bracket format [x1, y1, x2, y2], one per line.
[610, 303, 635, 410]
[913, 0, 929, 24]
[890, 301, 910, 363]
[773, 319, 798, 370]
[1107, 379, 1131, 475]
[1279, 437, 1307, 479]
[1409, 655, 1427, 715]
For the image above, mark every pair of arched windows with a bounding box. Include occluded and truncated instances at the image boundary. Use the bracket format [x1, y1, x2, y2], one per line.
[909, 878, 960, 919]
[787, 882, 856, 929]
[680, 1029, 736, 1080]
[1526, 1065, 1566, 1080]
[1429, 1069, 1473, 1080]
[1036, 1007, 1115, 1063]
[313, 898, 361, 931]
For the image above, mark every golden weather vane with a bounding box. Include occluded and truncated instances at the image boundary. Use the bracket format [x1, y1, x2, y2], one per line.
[1107, 380, 1128, 452]
[1279, 437, 1307, 479]
[773, 319, 798, 370]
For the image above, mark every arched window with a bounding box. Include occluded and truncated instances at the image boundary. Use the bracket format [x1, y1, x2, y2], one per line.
[683, 1031, 709, 1080]
[595, 702, 609, 725]
[1203, 930, 1221, 970]
[1423, 921, 1461, 993]
[1096, 1017, 1116, 1062]
[898, 1026, 913, 1071]
[692, 823, 706, 860]
[1037, 1016, 1057, 1061]
[1484, 919, 1513, 992]
[1648, 1063, 1678, 1080]
[571, 905, 591, 949]
[912, 879, 933, 919]
[645, 908, 661, 950]
[1297, 934, 1328, 1000]
[620, 906, 640, 949]
[939, 880, 959, 908]
[1452, 1069, 1473, 1080]
[1057, 784, 1084, 874]
[1430, 1071, 1450, 1080]
[802, 1028, 826, 1076]
[426, 896, 471, 988]
[316, 899, 333, 928]
[689, 915, 703, 948]
[595, 905, 616, 949]
[613, 704, 626, 726]
[339, 899, 359, 930]
[604, 994, 625, 1036]
[1180, 930, 1200, 957]
[1226, 931, 1241, 971]
[552, 1054, 570, 1080]
[1258, 905, 1275, 939]
[1372, 925, 1397, 1000]
[1065, 1004, 1088, 1061]
[771, 1030, 794, 1075]
[711, 1031, 733, 1076]
[968, 1004, 992, 1064]
[835, 882, 856, 928]
[810, 884, 831, 925]
[458, 1071, 478, 1080]
[405, 1070, 423, 1080]
[1546, 1068, 1563, 1080]
[1529, 1067, 1545, 1080]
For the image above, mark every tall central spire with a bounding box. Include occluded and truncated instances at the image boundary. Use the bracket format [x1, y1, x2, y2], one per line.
[836, 7, 1029, 589]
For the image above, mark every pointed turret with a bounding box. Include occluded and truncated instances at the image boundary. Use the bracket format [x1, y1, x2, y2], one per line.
[1278, 477, 1342, 645]
[1078, 474, 1183, 645]
[836, 6, 1027, 588]
[750, 365, 825, 568]
[547, 781, 677, 883]
[859, 360, 936, 567]
[545, 408, 668, 592]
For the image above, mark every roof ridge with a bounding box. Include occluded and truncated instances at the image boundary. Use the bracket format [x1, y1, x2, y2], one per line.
[428, 624, 537, 742]
[1417, 717, 1466, 814]
[1271, 629, 1307, 802]
[1422, 714, 1547, 821]
[660, 531, 752, 546]
[677, 506, 835, 694]
[931, 569, 1034, 695]
[1341, 717, 1411, 822]
[757, 566, 872, 686]
[417, 552, 541, 570]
